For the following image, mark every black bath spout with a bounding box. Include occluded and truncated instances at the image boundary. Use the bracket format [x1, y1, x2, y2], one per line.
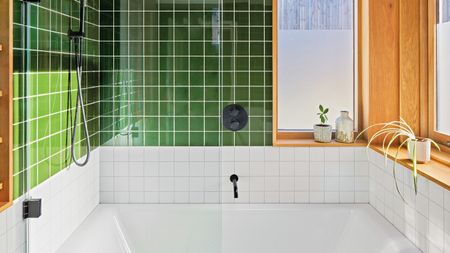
[230, 174, 239, 198]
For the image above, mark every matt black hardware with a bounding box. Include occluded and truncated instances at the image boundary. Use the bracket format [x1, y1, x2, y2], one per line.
[222, 104, 248, 131]
[23, 199, 42, 219]
[68, 0, 86, 39]
[230, 174, 239, 198]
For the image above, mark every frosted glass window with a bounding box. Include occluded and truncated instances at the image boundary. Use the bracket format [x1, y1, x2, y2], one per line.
[277, 0, 355, 130]
[437, 0, 450, 135]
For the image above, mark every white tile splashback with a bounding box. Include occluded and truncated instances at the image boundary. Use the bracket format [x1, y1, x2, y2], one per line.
[100, 147, 370, 204]
[0, 149, 100, 253]
[368, 149, 450, 253]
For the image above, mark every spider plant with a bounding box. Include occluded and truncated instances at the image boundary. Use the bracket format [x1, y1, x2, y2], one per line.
[355, 118, 440, 200]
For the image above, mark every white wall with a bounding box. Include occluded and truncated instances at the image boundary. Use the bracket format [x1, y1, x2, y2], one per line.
[437, 22, 450, 134]
[0, 149, 100, 253]
[369, 150, 450, 253]
[99, 146, 369, 204]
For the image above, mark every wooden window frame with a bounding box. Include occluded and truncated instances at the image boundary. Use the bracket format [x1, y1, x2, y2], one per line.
[427, 0, 450, 155]
[272, 0, 364, 146]
[0, 0, 13, 212]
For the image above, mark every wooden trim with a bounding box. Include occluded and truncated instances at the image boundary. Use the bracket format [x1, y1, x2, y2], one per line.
[0, 0, 13, 212]
[272, 0, 278, 145]
[427, 0, 450, 147]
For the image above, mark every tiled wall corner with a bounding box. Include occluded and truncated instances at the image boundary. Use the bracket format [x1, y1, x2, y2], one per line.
[0, 149, 100, 253]
[369, 149, 450, 253]
[99, 146, 369, 204]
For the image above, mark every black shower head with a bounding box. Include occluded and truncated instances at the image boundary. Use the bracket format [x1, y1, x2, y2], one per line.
[68, 0, 86, 39]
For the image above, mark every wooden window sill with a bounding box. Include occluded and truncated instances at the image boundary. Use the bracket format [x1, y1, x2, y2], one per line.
[371, 145, 450, 191]
[273, 139, 367, 147]
[0, 201, 12, 213]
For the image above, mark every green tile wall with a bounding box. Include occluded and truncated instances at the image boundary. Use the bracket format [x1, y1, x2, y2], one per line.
[12, 0, 101, 198]
[99, 0, 273, 146]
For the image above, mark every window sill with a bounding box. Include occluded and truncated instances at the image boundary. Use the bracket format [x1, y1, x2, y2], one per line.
[273, 138, 367, 147]
[0, 201, 12, 213]
[371, 145, 450, 191]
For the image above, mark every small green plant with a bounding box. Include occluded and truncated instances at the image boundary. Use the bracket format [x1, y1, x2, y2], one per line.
[317, 105, 329, 124]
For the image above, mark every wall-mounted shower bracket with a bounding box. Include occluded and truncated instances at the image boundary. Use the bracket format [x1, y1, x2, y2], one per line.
[23, 199, 42, 219]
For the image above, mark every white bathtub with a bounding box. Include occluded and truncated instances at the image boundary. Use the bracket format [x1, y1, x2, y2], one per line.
[56, 204, 420, 253]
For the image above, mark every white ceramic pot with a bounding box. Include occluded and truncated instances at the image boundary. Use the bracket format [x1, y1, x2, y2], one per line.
[407, 139, 431, 164]
[335, 111, 354, 143]
[313, 124, 332, 143]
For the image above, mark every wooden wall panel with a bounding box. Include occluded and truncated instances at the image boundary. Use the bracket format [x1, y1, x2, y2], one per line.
[399, 0, 421, 134]
[367, 0, 400, 142]
[0, 0, 13, 212]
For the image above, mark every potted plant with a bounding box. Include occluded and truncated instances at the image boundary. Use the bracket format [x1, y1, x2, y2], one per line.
[355, 118, 440, 197]
[314, 105, 332, 143]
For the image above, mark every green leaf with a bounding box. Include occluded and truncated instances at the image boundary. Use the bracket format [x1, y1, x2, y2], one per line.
[323, 108, 329, 114]
[319, 104, 324, 112]
[320, 115, 325, 124]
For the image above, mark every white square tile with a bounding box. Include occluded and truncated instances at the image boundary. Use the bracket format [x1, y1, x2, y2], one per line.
[113, 147, 129, 161]
[144, 177, 159, 191]
[325, 177, 339, 191]
[309, 177, 324, 191]
[190, 177, 204, 191]
[250, 162, 265, 176]
[430, 200, 445, 229]
[159, 162, 174, 177]
[144, 162, 159, 177]
[310, 148, 324, 161]
[295, 177, 309, 191]
[324, 148, 340, 161]
[295, 192, 309, 203]
[280, 177, 295, 191]
[174, 192, 189, 203]
[280, 148, 295, 161]
[354, 147, 369, 161]
[280, 162, 295, 176]
[339, 147, 355, 161]
[250, 177, 265, 191]
[100, 162, 114, 177]
[309, 192, 324, 203]
[340, 162, 355, 176]
[159, 148, 174, 161]
[190, 162, 205, 176]
[294, 148, 310, 161]
[129, 148, 144, 161]
[264, 147, 280, 161]
[265, 192, 280, 203]
[144, 192, 159, 203]
[325, 192, 340, 203]
[205, 162, 220, 177]
[205, 192, 220, 203]
[340, 192, 355, 203]
[339, 177, 355, 191]
[324, 162, 339, 177]
[235, 162, 250, 176]
[355, 162, 369, 176]
[430, 182, 445, 207]
[265, 177, 280, 192]
[159, 192, 174, 203]
[174, 178, 189, 191]
[129, 192, 144, 203]
[295, 162, 310, 176]
[143, 148, 159, 162]
[174, 162, 189, 176]
[129, 162, 144, 177]
[249, 147, 265, 162]
[221, 147, 235, 162]
[280, 192, 295, 203]
[174, 148, 190, 161]
[114, 177, 129, 192]
[235, 147, 250, 161]
[264, 162, 279, 176]
[204, 147, 220, 162]
[205, 177, 220, 192]
[250, 192, 265, 203]
[190, 147, 205, 161]
[159, 178, 174, 191]
[310, 162, 325, 176]
[113, 162, 129, 177]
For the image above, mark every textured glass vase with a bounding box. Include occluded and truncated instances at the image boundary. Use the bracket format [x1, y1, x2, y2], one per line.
[335, 111, 354, 143]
